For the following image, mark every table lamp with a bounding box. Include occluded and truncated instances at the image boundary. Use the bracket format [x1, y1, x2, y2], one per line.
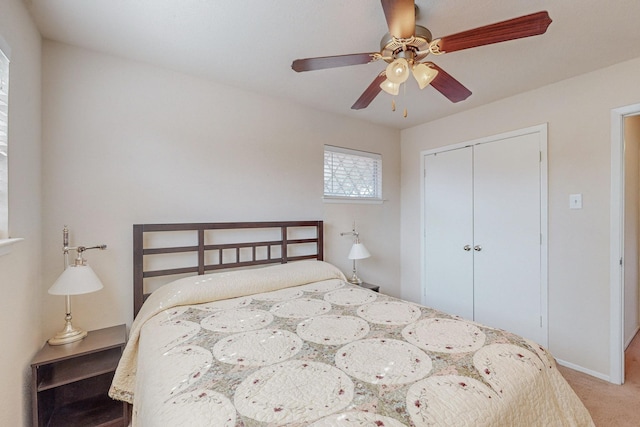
[340, 221, 371, 284]
[48, 226, 106, 346]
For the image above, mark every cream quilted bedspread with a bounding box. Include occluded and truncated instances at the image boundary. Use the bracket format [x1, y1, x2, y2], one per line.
[109, 261, 594, 426]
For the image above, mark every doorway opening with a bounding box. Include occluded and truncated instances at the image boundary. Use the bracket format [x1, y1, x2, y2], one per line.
[610, 103, 640, 385]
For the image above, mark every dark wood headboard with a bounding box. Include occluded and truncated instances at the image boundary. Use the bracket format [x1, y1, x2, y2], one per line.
[133, 221, 324, 316]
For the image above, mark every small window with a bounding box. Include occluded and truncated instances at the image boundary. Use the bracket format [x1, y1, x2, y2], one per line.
[324, 145, 382, 201]
[0, 47, 8, 238]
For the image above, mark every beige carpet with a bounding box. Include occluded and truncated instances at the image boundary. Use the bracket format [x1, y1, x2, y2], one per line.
[557, 332, 640, 426]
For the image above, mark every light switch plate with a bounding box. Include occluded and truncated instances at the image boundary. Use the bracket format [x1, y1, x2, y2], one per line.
[570, 194, 582, 209]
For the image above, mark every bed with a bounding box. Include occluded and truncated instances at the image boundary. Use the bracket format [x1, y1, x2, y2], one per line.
[109, 220, 594, 426]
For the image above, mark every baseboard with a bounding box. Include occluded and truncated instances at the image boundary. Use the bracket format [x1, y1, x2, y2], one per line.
[555, 358, 610, 382]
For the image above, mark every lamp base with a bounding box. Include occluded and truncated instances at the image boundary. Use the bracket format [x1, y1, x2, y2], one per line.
[48, 314, 87, 346]
[347, 273, 362, 285]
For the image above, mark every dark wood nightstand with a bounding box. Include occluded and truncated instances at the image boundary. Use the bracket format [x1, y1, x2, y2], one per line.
[31, 324, 129, 427]
[360, 282, 380, 292]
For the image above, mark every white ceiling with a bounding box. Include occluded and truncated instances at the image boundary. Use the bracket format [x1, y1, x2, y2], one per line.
[25, 0, 640, 129]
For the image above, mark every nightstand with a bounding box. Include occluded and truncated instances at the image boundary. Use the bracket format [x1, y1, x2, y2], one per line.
[31, 324, 129, 427]
[360, 282, 380, 293]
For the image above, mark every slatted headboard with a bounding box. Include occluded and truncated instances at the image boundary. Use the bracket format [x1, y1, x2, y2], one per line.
[133, 220, 324, 316]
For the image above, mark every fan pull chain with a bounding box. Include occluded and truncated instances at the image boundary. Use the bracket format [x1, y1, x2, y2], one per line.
[402, 81, 408, 118]
[389, 83, 408, 117]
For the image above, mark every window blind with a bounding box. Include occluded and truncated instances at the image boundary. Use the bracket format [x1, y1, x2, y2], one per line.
[324, 145, 382, 200]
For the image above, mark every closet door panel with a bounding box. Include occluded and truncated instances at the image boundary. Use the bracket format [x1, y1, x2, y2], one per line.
[424, 147, 474, 320]
[472, 133, 543, 343]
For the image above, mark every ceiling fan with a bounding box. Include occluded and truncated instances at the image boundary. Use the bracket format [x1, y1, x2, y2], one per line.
[291, 0, 552, 111]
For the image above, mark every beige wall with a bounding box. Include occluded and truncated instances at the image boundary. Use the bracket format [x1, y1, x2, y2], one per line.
[40, 41, 401, 340]
[401, 56, 640, 379]
[13, 6, 640, 420]
[0, 0, 42, 425]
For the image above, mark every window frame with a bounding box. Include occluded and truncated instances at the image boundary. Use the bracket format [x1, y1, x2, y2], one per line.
[323, 145, 383, 203]
[0, 43, 9, 240]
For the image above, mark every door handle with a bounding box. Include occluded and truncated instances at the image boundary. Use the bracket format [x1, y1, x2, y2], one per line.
[474, 245, 482, 251]
[463, 245, 471, 251]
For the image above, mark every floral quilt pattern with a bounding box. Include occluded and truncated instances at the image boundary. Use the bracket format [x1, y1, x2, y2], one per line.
[132, 278, 593, 427]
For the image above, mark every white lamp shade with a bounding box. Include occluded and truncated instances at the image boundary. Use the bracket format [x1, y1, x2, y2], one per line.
[412, 63, 439, 89]
[48, 264, 104, 296]
[385, 58, 410, 84]
[348, 243, 371, 260]
[379, 79, 400, 95]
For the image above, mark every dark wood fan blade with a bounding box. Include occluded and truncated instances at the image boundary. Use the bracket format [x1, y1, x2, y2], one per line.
[292, 53, 376, 72]
[381, 0, 415, 39]
[351, 73, 387, 110]
[436, 11, 552, 53]
[428, 63, 472, 103]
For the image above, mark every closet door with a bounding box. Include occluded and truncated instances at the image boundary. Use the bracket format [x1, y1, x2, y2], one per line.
[424, 147, 474, 319]
[473, 133, 543, 344]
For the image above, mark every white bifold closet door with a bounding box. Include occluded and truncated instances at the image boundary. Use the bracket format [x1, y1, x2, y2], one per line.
[424, 132, 544, 345]
[424, 147, 475, 320]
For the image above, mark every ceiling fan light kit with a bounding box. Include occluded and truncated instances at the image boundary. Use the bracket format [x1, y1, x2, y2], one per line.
[412, 63, 438, 90]
[380, 79, 400, 96]
[385, 58, 410, 84]
[291, 1, 552, 114]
